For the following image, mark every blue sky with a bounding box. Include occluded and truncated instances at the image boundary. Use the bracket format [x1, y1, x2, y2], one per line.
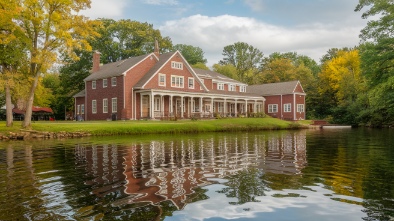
[81, 0, 368, 66]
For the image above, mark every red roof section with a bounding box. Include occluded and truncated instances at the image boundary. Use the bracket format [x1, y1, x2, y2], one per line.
[13, 107, 53, 114]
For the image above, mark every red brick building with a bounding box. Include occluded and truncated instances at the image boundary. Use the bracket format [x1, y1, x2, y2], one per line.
[74, 45, 265, 121]
[247, 81, 306, 120]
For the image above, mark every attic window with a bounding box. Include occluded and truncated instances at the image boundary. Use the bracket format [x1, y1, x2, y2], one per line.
[240, 85, 246, 92]
[171, 61, 183, 70]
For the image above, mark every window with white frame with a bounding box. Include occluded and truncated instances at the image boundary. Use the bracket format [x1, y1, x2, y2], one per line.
[92, 81, 96, 89]
[171, 75, 184, 88]
[240, 85, 246, 92]
[218, 102, 224, 112]
[297, 104, 305, 112]
[171, 61, 183, 70]
[284, 103, 291, 112]
[103, 79, 108, 88]
[229, 84, 235, 91]
[81, 104, 85, 114]
[154, 97, 161, 111]
[92, 100, 97, 114]
[77, 105, 80, 114]
[112, 98, 117, 113]
[103, 98, 108, 113]
[111, 77, 117, 86]
[268, 104, 278, 113]
[217, 83, 224, 90]
[188, 78, 194, 89]
[159, 73, 166, 86]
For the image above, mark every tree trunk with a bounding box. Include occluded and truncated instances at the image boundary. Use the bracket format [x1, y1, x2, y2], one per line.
[22, 74, 40, 128]
[5, 83, 13, 127]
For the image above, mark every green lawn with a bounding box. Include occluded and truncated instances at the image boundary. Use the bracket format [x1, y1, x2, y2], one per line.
[0, 118, 306, 136]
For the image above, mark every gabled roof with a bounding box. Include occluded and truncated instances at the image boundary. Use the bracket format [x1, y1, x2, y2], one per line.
[247, 80, 305, 96]
[84, 54, 155, 81]
[193, 68, 244, 85]
[73, 89, 85, 98]
[134, 52, 175, 88]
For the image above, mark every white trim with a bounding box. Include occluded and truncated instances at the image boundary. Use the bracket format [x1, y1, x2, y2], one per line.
[123, 75, 126, 109]
[171, 61, 183, 70]
[159, 73, 166, 86]
[140, 51, 209, 91]
[188, 77, 194, 89]
[92, 80, 96, 89]
[122, 53, 158, 77]
[112, 97, 117, 113]
[111, 77, 117, 87]
[284, 103, 291, 112]
[103, 98, 108, 113]
[171, 75, 184, 88]
[92, 100, 97, 114]
[103, 79, 108, 88]
[268, 104, 278, 113]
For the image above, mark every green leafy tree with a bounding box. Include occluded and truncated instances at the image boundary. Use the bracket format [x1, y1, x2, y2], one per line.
[355, 0, 394, 126]
[2, 0, 100, 128]
[219, 42, 264, 84]
[173, 44, 207, 65]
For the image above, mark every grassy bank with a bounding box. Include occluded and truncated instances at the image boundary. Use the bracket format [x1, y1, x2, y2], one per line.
[0, 118, 306, 137]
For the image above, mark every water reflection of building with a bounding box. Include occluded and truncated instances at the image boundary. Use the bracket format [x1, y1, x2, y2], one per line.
[75, 131, 307, 209]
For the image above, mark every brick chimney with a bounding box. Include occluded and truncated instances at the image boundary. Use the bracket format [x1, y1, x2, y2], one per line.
[154, 39, 159, 58]
[92, 50, 101, 73]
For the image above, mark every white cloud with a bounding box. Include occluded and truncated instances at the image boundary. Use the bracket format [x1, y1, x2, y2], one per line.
[80, 0, 128, 20]
[160, 14, 365, 67]
[143, 0, 178, 5]
[244, 0, 265, 12]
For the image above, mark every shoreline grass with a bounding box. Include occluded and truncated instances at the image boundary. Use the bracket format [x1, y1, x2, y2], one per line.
[0, 118, 307, 137]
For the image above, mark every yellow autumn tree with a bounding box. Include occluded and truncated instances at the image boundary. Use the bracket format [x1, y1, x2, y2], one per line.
[1, 0, 100, 128]
[319, 50, 362, 106]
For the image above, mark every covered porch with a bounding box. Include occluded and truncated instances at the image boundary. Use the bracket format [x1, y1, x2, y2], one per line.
[136, 90, 265, 120]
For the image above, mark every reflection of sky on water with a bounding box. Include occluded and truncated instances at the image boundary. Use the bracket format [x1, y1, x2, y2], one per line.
[169, 181, 364, 221]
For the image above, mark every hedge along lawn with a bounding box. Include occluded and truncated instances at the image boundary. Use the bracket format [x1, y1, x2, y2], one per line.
[0, 118, 304, 136]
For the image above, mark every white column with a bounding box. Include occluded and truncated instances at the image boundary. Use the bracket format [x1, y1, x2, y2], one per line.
[211, 97, 214, 118]
[170, 95, 173, 117]
[140, 93, 143, 119]
[161, 95, 164, 118]
[224, 99, 227, 116]
[245, 100, 248, 117]
[181, 96, 184, 118]
[150, 93, 154, 119]
[235, 99, 238, 117]
[200, 97, 203, 117]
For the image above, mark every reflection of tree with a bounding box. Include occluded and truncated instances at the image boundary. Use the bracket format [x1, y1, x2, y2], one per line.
[361, 160, 394, 221]
[217, 168, 268, 205]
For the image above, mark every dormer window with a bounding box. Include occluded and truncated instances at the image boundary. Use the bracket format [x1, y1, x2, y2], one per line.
[229, 84, 235, 91]
[240, 85, 246, 92]
[217, 83, 224, 90]
[171, 61, 183, 70]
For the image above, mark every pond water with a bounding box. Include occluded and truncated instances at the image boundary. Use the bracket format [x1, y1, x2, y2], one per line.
[0, 128, 393, 221]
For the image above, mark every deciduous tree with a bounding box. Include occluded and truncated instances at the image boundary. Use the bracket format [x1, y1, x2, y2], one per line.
[173, 44, 207, 65]
[219, 42, 263, 84]
[5, 0, 100, 128]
